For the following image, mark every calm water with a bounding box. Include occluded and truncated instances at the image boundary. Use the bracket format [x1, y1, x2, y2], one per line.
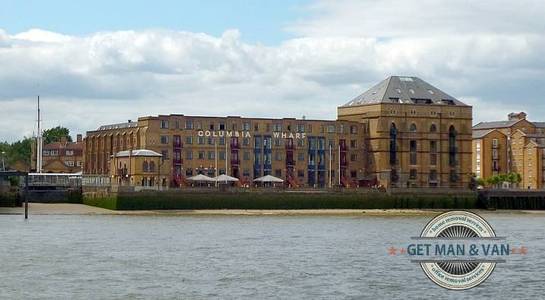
[1, 213, 544, 299]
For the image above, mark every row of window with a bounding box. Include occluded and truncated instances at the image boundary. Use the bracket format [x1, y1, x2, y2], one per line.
[159, 135, 360, 148]
[43, 150, 76, 156]
[63, 160, 82, 167]
[172, 151, 350, 162]
[182, 168, 360, 179]
[160, 119, 359, 134]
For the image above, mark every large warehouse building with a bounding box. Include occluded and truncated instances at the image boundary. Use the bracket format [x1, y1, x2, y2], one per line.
[84, 76, 473, 188]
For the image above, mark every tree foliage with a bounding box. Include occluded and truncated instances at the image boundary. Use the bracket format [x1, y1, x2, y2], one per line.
[1, 126, 71, 170]
[43, 126, 72, 144]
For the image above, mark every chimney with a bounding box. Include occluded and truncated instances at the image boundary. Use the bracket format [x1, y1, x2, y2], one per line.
[77, 134, 82, 143]
[508, 112, 527, 121]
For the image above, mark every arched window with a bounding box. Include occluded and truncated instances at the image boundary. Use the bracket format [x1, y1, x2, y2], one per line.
[142, 161, 149, 172]
[149, 161, 156, 172]
[430, 124, 437, 133]
[409, 123, 417, 132]
[389, 123, 397, 165]
[449, 126, 457, 167]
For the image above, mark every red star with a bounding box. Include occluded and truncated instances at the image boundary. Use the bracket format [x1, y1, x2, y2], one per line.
[388, 246, 397, 255]
[520, 246, 528, 255]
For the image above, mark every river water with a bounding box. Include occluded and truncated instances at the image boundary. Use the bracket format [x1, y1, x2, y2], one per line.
[1, 212, 544, 299]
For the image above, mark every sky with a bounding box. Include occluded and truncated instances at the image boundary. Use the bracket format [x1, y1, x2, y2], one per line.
[1, 0, 545, 142]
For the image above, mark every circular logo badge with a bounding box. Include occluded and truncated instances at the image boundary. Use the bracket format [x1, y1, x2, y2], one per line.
[419, 211, 496, 290]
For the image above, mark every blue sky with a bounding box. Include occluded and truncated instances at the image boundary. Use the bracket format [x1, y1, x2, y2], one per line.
[1, 0, 545, 142]
[0, 0, 310, 44]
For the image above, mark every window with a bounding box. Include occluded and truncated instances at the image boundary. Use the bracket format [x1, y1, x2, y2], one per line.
[243, 169, 250, 177]
[298, 152, 305, 161]
[297, 139, 304, 147]
[231, 123, 237, 131]
[492, 139, 498, 148]
[296, 124, 305, 133]
[219, 123, 225, 130]
[160, 120, 169, 129]
[350, 140, 357, 148]
[198, 151, 205, 160]
[219, 137, 225, 145]
[186, 168, 193, 176]
[409, 123, 417, 132]
[243, 151, 250, 160]
[196, 122, 202, 130]
[429, 170, 438, 182]
[390, 123, 397, 165]
[449, 126, 457, 166]
[273, 123, 282, 132]
[186, 151, 193, 160]
[327, 125, 336, 133]
[186, 136, 193, 144]
[350, 154, 357, 161]
[160, 136, 169, 144]
[207, 151, 215, 160]
[409, 169, 417, 180]
[161, 150, 169, 160]
[307, 124, 312, 133]
[430, 124, 437, 133]
[243, 138, 250, 146]
[430, 141, 437, 166]
[275, 169, 282, 177]
[410, 140, 417, 165]
[142, 161, 149, 172]
[243, 122, 250, 131]
[209, 123, 215, 130]
[65, 150, 74, 156]
[338, 124, 344, 134]
[350, 126, 357, 134]
[197, 137, 204, 145]
[219, 151, 226, 160]
[185, 119, 193, 129]
[208, 137, 214, 145]
[297, 170, 305, 178]
[254, 123, 259, 131]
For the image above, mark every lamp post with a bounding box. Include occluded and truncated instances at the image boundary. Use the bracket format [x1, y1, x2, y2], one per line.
[1, 151, 5, 171]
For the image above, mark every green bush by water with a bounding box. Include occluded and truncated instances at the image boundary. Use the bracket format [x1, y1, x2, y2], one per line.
[84, 191, 477, 210]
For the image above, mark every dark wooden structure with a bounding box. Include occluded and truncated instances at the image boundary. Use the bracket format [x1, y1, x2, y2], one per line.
[0, 171, 29, 218]
[478, 189, 545, 210]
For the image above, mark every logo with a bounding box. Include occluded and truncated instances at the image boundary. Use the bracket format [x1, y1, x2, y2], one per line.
[388, 211, 527, 290]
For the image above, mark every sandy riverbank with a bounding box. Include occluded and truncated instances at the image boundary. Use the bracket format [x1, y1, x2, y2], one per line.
[1, 203, 544, 216]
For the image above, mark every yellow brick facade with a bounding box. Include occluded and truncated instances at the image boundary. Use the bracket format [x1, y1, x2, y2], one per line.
[472, 112, 545, 189]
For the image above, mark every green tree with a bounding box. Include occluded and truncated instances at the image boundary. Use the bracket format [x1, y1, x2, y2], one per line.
[43, 126, 72, 144]
[8, 138, 32, 165]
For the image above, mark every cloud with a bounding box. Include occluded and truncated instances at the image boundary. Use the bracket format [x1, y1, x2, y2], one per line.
[1, 1, 545, 142]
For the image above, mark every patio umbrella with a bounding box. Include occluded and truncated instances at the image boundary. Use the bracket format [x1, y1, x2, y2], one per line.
[253, 175, 284, 183]
[187, 174, 215, 182]
[214, 174, 240, 183]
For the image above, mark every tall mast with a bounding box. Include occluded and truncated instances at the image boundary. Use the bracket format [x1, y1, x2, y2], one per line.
[36, 95, 43, 173]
